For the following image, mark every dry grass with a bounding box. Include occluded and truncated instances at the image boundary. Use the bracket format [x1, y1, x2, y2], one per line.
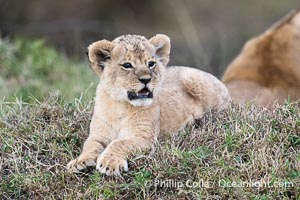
[0, 95, 299, 199]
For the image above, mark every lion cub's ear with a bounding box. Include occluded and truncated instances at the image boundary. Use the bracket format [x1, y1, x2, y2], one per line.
[267, 9, 300, 34]
[149, 34, 171, 66]
[291, 10, 300, 28]
[87, 40, 115, 69]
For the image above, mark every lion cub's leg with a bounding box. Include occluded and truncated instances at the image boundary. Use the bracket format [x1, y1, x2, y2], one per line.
[181, 68, 230, 111]
[96, 136, 154, 176]
[96, 108, 159, 176]
[67, 116, 113, 172]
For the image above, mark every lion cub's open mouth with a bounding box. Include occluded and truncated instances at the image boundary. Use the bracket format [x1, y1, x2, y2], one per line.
[128, 87, 153, 100]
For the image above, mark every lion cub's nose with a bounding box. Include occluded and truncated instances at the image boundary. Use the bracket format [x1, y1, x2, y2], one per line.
[138, 78, 151, 84]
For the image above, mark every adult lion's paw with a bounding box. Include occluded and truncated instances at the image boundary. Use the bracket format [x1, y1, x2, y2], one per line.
[96, 152, 128, 176]
[67, 155, 97, 173]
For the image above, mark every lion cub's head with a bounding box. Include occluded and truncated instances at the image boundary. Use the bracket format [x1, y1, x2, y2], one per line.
[87, 34, 170, 107]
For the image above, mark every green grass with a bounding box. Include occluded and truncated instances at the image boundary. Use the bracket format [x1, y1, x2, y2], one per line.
[0, 37, 97, 102]
[0, 38, 299, 199]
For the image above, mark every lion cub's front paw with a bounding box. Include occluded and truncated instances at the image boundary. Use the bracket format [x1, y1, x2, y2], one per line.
[67, 155, 98, 173]
[96, 152, 128, 176]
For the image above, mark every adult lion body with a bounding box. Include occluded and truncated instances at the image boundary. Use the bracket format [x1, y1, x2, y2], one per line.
[67, 34, 230, 176]
[222, 9, 300, 106]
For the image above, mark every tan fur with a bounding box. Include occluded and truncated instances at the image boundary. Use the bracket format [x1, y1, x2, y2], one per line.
[67, 34, 230, 176]
[223, 9, 300, 106]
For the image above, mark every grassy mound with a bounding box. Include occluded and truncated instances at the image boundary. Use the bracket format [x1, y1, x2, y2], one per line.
[0, 96, 299, 199]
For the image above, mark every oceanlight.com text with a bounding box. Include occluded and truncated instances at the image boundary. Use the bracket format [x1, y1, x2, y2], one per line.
[144, 179, 294, 189]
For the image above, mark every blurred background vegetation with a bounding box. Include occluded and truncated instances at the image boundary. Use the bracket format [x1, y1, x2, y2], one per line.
[0, 0, 299, 101]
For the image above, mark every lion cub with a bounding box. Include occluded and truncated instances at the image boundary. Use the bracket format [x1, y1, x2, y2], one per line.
[67, 34, 230, 176]
[223, 9, 300, 106]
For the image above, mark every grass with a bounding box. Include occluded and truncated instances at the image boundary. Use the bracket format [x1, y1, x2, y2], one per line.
[0, 38, 299, 199]
[0, 37, 97, 102]
[0, 96, 299, 199]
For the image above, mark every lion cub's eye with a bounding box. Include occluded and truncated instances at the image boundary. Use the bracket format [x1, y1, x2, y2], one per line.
[121, 63, 134, 70]
[148, 61, 156, 69]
